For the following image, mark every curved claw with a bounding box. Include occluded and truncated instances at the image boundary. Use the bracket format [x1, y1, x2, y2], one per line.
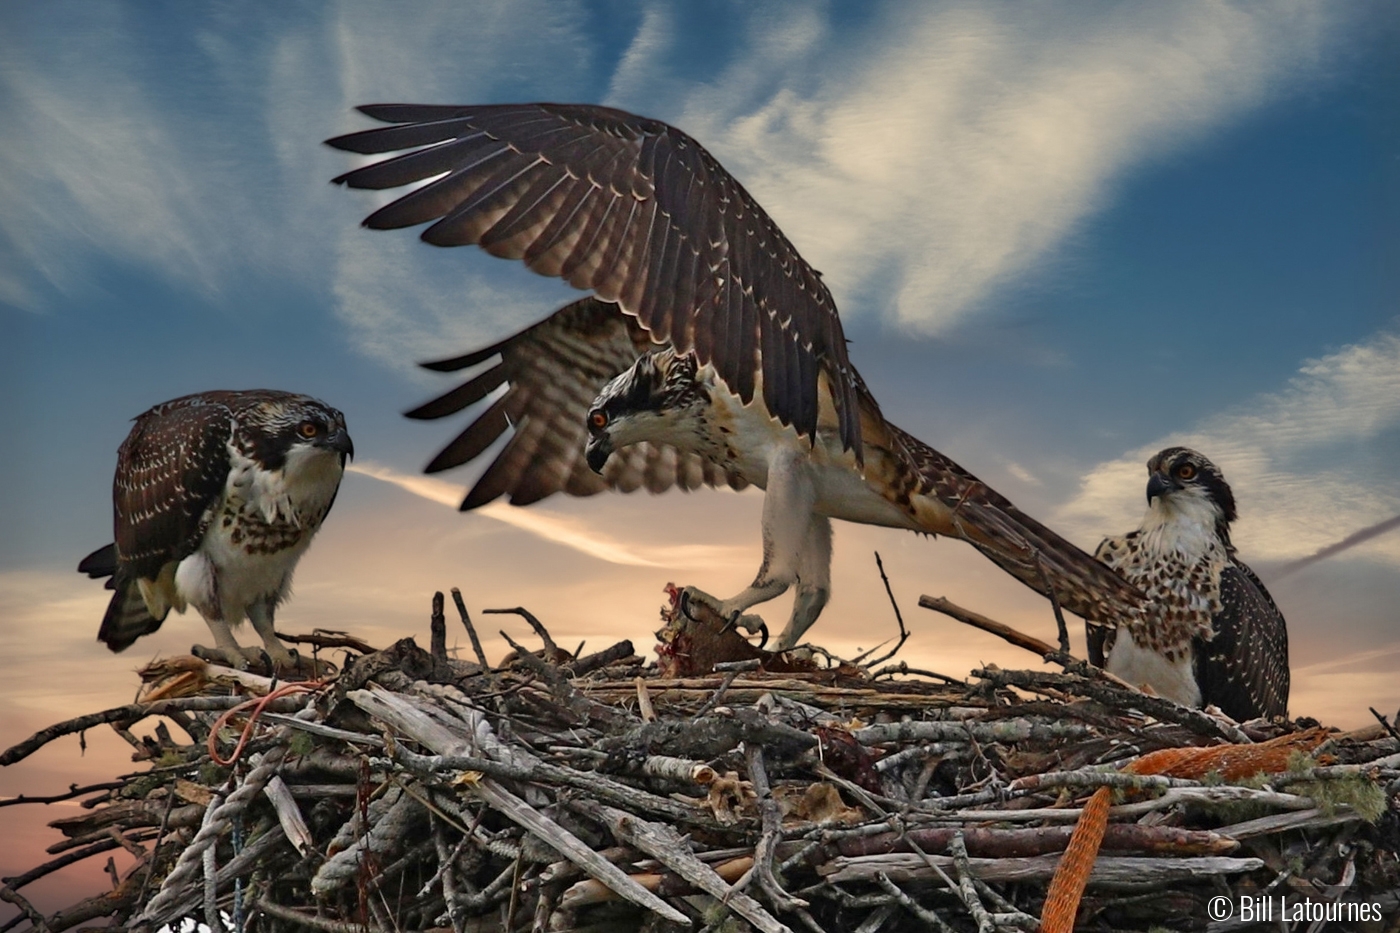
[679, 588, 700, 624]
[754, 620, 769, 651]
[192, 643, 252, 671]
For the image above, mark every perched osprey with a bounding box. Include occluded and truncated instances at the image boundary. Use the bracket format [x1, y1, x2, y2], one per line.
[327, 103, 1142, 649]
[1090, 447, 1289, 721]
[79, 390, 353, 669]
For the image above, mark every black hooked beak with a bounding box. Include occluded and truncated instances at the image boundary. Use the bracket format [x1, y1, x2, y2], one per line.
[322, 427, 355, 461]
[585, 434, 612, 474]
[1146, 471, 1175, 504]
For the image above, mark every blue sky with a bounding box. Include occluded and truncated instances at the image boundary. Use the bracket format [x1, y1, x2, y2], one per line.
[2, 0, 1398, 906]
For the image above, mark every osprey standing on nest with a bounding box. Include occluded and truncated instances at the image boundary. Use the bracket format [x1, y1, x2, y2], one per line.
[327, 102, 1142, 649]
[79, 390, 354, 670]
[1091, 447, 1289, 721]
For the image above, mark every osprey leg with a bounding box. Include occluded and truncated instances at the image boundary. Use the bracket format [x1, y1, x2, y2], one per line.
[772, 514, 832, 651]
[688, 449, 829, 648]
[194, 615, 260, 671]
[247, 600, 297, 667]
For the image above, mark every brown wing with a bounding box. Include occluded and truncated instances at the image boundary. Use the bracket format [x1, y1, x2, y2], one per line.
[111, 394, 235, 580]
[893, 425, 1145, 625]
[327, 102, 862, 457]
[406, 296, 747, 509]
[1193, 559, 1290, 720]
[81, 393, 235, 651]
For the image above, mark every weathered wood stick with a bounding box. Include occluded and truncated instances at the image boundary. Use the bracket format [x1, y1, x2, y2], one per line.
[1, 696, 304, 767]
[559, 857, 753, 911]
[564, 640, 636, 677]
[450, 587, 491, 672]
[974, 668, 1251, 744]
[640, 756, 716, 785]
[1214, 806, 1362, 841]
[746, 744, 807, 913]
[912, 784, 1319, 823]
[854, 719, 1091, 745]
[830, 823, 1239, 859]
[275, 629, 378, 654]
[576, 800, 793, 933]
[820, 853, 1264, 886]
[0, 782, 125, 810]
[431, 591, 447, 659]
[500, 631, 628, 728]
[347, 687, 690, 925]
[919, 594, 1065, 656]
[263, 775, 314, 856]
[254, 897, 368, 933]
[484, 606, 558, 658]
[0, 883, 51, 933]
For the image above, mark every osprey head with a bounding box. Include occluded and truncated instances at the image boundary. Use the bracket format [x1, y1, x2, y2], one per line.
[242, 394, 355, 472]
[585, 350, 707, 473]
[1144, 446, 1236, 525]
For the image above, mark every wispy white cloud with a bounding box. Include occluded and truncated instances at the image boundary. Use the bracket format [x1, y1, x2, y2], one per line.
[1056, 329, 1400, 566]
[588, 1, 1345, 334]
[0, 22, 224, 306]
[347, 460, 746, 569]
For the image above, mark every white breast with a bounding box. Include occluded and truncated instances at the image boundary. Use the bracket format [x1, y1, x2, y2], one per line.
[175, 445, 344, 623]
[1106, 627, 1202, 707]
[707, 383, 920, 530]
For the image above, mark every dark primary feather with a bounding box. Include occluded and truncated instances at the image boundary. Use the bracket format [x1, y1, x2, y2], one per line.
[404, 297, 747, 509]
[327, 102, 863, 457]
[1194, 560, 1290, 721]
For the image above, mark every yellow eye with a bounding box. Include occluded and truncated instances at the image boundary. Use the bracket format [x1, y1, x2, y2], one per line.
[298, 421, 319, 439]
[589, 411, 607, 429]
[1176, 463, 1196, 480]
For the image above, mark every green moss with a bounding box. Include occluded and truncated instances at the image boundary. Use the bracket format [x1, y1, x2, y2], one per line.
[1289, 773, 1387, 822]
[288, 730, 316, 757]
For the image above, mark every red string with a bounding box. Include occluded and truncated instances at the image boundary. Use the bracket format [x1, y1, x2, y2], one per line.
[207, 681, 326, 767]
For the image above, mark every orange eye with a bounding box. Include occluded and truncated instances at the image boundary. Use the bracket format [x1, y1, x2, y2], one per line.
[298, 421, 319, 439]
[589, 411, 607, 429]
[1176, 463, 1196, 480]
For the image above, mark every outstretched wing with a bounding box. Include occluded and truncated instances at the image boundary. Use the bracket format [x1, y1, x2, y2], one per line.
[1193, 559, 1290, 720]
[327, 102, 862, 457]
[896, 428, 1144, 625]
[407, 296, 747, 510]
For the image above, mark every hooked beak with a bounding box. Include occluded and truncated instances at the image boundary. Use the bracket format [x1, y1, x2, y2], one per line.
[1146, 472, 1174, 504]
[322, 427, 355, 461]
[585, 434, 612, 474]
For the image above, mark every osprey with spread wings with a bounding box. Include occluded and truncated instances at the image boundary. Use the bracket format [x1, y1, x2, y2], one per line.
[328, 103, 1141, 649]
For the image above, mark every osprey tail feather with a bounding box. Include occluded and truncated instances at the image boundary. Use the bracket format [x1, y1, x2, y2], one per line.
[896, 429, 1143, 626]
[81, 544, 170, 653]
